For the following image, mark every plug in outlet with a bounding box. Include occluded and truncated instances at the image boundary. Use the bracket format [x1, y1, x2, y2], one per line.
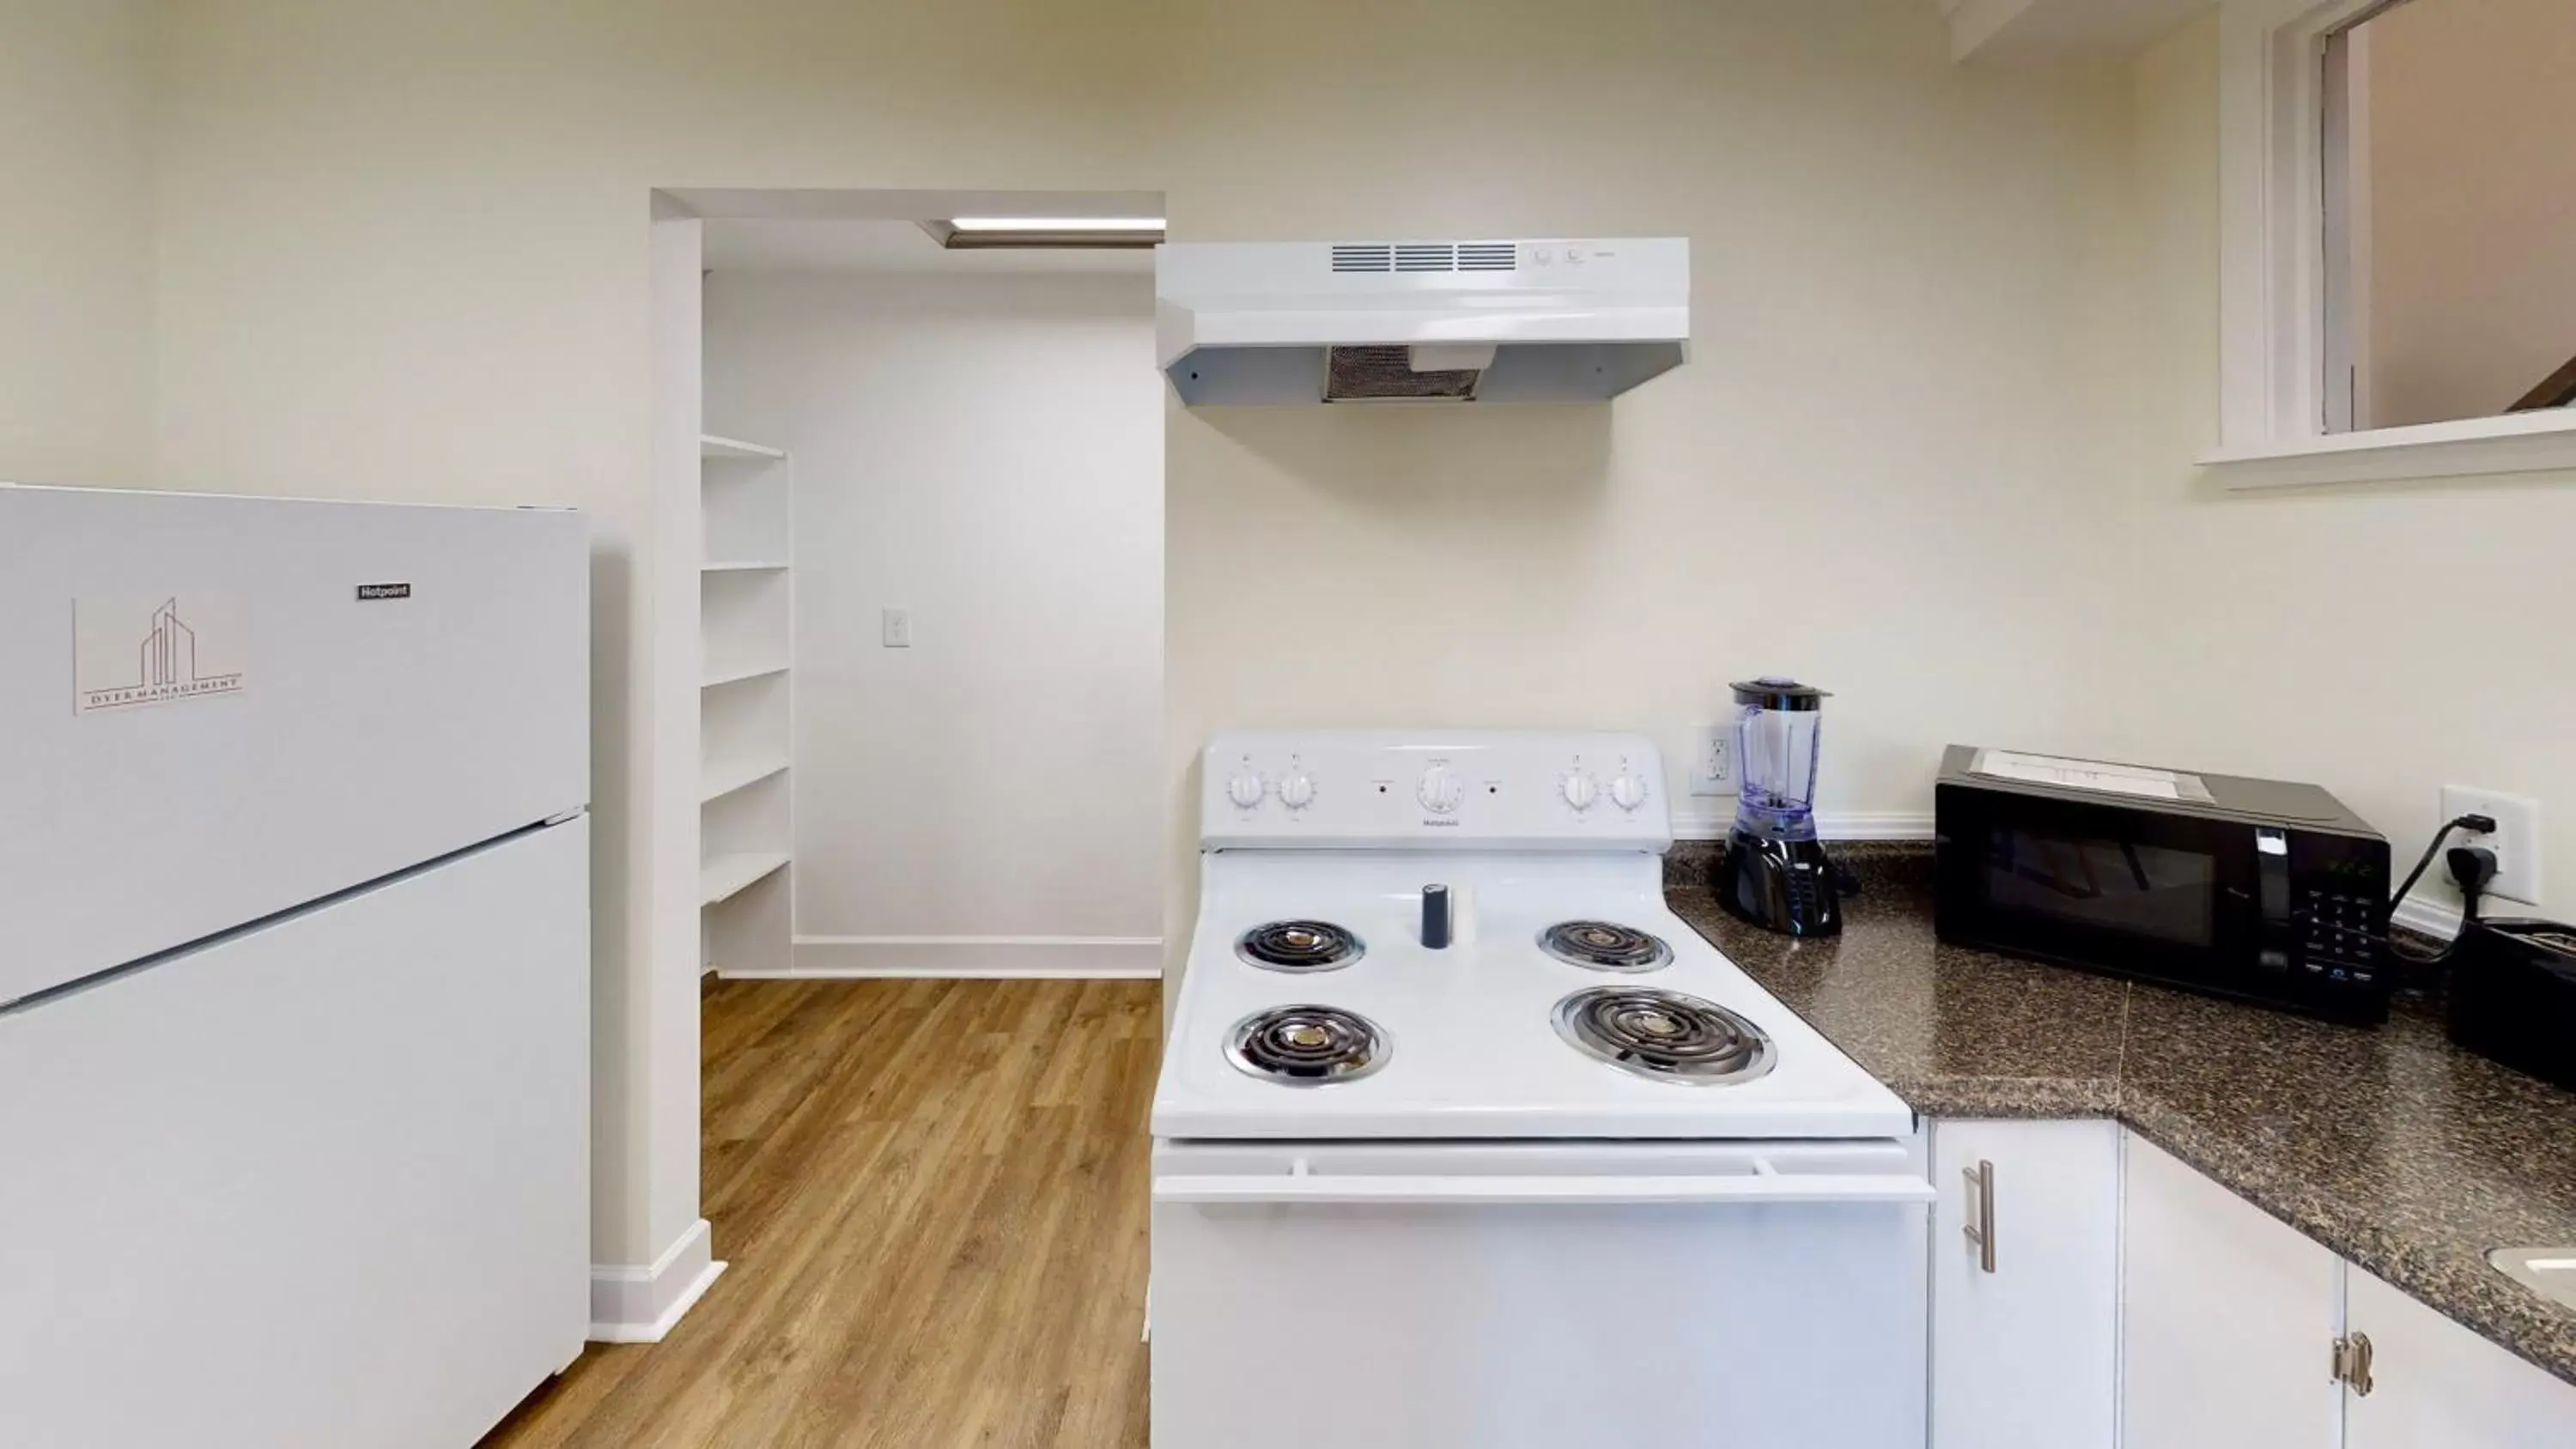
[881, 608, 912, 648]
[1690, 724, 1735, 798]
[2441, 785, 2541, 906]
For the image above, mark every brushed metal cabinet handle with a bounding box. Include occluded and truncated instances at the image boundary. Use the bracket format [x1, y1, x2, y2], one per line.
[2349, 1331, 2374, 1397]
[1962, 1159, 1996, 1274]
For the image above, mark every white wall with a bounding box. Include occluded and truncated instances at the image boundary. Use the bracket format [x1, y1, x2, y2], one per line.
[703, 264, 1163, 967]
[2365, 0, 2576, 427]
[0, 0, 155, 486]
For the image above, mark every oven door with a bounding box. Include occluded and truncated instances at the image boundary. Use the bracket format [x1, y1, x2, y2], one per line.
[1149, 1137, 1932, 1449]
[1935, 785, 2277, 997]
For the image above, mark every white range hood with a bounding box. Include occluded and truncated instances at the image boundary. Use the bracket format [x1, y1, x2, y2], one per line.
[1155, 237, 1690, 405]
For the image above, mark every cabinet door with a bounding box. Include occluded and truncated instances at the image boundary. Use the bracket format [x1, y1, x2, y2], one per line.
[2343, 1267, 2576, 1447]
[1930, 1119, 2121, 1449]
[2122, 1135, 2343, 1449]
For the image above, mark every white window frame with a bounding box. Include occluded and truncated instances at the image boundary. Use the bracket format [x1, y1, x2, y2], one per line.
[2207, 0, 2576, 488]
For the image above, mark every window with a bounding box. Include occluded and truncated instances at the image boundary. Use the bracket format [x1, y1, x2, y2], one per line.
[2208, 0, 2576, 487]
[2322, 0, 2576, 433]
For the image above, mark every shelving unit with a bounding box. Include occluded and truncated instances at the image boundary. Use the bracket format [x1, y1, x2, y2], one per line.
[699, 433, 793, 976]
[699, 753, 788, 804]
[702, 658, 790, 689]
[700, 433, 787, 462]
[700, 851, 791, 907]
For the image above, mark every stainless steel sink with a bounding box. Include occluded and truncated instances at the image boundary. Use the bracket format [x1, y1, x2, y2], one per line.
[2490, 1247, 2576, 1310]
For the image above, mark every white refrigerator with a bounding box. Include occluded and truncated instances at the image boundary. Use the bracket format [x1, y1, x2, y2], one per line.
[0, 484, 592, 1449]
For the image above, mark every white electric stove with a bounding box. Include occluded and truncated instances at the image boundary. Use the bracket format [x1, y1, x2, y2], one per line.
[1150, 731, 1932, 1449]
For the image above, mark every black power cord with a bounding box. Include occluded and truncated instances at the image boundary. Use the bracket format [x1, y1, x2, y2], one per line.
[2384, 812, 2498, 973]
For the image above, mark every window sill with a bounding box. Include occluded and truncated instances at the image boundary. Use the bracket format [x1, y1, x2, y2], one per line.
[2200, 410, 2576, 490]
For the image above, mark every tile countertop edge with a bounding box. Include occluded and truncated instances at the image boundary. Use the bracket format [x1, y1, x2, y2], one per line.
[1662, 841, 2576, 1391]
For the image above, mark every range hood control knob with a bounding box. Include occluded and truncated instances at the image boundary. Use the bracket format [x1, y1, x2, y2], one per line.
[1418, 765, 1464, 815]
[1560, 772, 1598, 811]
[1611, 773, 1649, 811]
[1226, 772, 1265, 809]
[1279, 773, 1315, 809]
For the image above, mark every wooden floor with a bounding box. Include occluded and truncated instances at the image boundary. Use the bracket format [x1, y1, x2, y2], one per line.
[480, 977, 1160, 1449]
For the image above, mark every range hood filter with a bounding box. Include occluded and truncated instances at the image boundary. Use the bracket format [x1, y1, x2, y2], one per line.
[1325, 346, 1484, 403]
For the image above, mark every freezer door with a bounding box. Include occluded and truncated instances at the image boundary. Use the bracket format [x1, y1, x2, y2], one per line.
[0, 818, 589, 1449]
[0, 485, 587, 1003]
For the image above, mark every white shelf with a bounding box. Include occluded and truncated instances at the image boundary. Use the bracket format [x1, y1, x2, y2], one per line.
[702, 658, 789, 689]
[702, 754, 789, 803]
[702, 560, 789, 573]
[701, 433, 786, 461]
[700, 851, 790, 907]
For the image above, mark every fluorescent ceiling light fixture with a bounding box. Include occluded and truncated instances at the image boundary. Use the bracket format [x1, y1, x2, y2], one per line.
[947, 216, 1164, 232]
[928, 215, 1165, 251]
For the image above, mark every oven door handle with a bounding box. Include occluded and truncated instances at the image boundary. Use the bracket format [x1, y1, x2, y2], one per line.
[1153, 1171, 1937, 1207]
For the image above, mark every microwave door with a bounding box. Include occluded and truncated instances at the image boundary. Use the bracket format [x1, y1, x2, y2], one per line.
[1946, 797, 2263, 994]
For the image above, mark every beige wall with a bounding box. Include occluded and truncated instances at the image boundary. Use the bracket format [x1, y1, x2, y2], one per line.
[2366, 0, 2576, 427]
[0, 0, 155, 487]
[138, 0, 2149, 1263]
[2120, 15, 2576, 919]
[86, 0, 2575, 1259]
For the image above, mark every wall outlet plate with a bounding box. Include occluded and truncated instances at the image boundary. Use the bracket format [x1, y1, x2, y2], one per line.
[881, 607, 912, 648]
[2442, 785, 2541, 906]
[1690, 723, 1735, 797]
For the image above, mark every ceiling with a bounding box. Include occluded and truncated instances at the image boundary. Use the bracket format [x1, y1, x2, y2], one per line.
[702, 219, 1154, 276]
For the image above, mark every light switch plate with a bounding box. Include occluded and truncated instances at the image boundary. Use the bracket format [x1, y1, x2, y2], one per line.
[2441, 785, 2540, 906]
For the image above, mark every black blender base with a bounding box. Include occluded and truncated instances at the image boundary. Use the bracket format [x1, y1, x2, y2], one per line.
[1716, 828, 1843, 937]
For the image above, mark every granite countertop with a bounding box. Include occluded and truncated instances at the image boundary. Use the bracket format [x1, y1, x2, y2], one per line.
[1666, 841, 2576, 1388]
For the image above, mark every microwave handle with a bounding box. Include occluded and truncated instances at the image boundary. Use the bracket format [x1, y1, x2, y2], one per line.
[2255, 827, 2293, 972]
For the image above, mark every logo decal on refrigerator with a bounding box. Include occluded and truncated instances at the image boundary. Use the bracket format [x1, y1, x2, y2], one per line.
[75, 595, 248, 714]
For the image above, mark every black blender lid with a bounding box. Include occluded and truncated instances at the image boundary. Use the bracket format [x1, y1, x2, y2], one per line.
[1730, 677, 1829, 711]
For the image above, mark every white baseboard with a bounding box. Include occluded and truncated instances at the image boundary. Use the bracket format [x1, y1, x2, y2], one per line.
[588, 1217, 726, 1344]
[1672, 809, 1936, 843]
[751, 935, 1163, 979]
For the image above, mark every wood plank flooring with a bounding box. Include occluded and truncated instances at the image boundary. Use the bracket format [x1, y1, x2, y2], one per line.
[479, 977, 1160, 1449]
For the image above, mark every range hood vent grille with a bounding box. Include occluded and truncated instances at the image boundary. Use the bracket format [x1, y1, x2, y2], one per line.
[1328, 240, 1519, 276]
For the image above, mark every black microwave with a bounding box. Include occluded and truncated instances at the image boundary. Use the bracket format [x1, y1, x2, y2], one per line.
[1934, 746, 2391, 1023]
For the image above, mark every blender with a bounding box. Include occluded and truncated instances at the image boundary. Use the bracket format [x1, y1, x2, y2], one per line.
[1716, 677, 1841, 937]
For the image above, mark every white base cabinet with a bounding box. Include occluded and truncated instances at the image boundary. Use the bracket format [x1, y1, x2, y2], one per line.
[2343, 1266, 2576, 1448]
[1929, 1119, 2121, 1449]
[1927, 1124, 2576, 1449]
[2122, 1134, 2344, 1449]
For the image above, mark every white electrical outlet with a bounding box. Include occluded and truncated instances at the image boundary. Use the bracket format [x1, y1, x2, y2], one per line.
[881, 608, 912, 648]
[1690, 723, 1735, 797]
[2441, 785, 2542, 906]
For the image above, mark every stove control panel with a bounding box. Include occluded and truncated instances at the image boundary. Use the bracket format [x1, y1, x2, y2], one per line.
[1202, 731, 1670, 851]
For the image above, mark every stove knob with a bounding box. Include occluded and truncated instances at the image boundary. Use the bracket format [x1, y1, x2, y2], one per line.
[1226, 771, 1265, 809]
[1560, 771, 1599, 811]
[1279, 773, 1315, 809]
[1418, 764, 1464, 815]
[1611, 773, 1649, 811]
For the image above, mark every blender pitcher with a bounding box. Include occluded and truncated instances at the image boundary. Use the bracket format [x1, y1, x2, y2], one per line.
[1717, 678, 1841, 937]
